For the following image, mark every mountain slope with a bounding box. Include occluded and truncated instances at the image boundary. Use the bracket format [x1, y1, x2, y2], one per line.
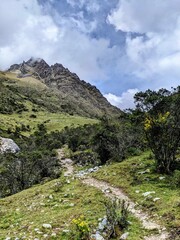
[0, 72, 98, 135]
[8, 58, 121, 118]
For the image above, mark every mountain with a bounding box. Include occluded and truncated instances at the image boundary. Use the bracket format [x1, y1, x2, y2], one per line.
[8, 58, 121, 118]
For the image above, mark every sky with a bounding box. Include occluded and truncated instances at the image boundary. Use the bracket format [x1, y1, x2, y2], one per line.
[0, 0, 180, 109]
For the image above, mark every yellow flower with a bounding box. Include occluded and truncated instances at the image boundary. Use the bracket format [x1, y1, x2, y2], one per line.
[144, 117, 152, 130]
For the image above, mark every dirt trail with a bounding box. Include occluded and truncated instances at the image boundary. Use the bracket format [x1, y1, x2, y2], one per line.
[58, 149, 74, 177]
[58, 150, 169, 240]
[82, 178, 169, 240]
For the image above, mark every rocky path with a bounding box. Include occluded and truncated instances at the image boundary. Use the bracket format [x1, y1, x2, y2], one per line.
[82, 178, 169, 240]
[58, 150, 169, 240]
[58, 149, 74, 177]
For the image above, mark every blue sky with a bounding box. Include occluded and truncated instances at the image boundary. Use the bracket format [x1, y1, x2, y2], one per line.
[0, 0, 180, 109]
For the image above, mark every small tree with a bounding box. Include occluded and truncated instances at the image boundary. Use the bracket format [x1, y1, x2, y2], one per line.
[91, 116, 143, 164]
[0, 151, 60, 196]
[134, 87, 180, 174]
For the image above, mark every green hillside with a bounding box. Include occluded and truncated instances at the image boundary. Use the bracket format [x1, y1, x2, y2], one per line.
[1, 151, 179, 239]
[0, 69, 179, 240]
[0, 72, 98, 136]
[0, 174, 147, 240]
[0, 176, 106, 239]
[6, 59, 121, 118]
[92, 152, 180, 233]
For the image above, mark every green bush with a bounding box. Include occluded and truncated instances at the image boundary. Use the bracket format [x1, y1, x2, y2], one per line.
[0, 151, 61, 196]
[104, 199, 129, 238]
[0, 126, 63, 197]
[171, 170, 180, 188]
[70, 215, 90, 240]
[134, 87, 180, 174]
[71, 149, 100, 166]
[127, 147, 142, 156]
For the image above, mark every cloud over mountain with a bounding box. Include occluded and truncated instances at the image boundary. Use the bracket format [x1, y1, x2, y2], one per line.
[0, 0, 180, 110]
[0, 0, 115, 83]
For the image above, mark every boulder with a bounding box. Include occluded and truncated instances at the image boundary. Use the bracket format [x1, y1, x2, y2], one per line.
[91, 232, 105, 240]
[142, 191, 155, 197]
[120, 232, 129, 240]
[0, 137, 20, 154]
[42, 223, 52, 229]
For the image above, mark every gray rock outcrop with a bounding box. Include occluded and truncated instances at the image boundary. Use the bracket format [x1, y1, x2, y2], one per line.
[0, 137, 20, 154]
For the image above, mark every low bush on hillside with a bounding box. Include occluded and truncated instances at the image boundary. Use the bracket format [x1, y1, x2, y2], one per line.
[70, 215, 90, 240]
[71, 149, 100, 166]
[104, 199, 129, 238]
[0, 151, 60, 196]
[62, 116, 145, 165]
[0, 81, 27, 114]
[0, 124, 62, 197]
[170, 170, 180, 188]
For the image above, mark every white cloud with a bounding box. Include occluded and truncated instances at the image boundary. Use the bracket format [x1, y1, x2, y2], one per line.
[108, 0, 180, 90]
[104, 88, 138, 110]
[0, 0, 39, 46]
[0, 0, 116, 83]
[66, 0, 100, 13]
[108, 0, 180, 34]
[86, 2, 100, 13]
[56, 13, 97, 34]
[1, 0, 180, 100]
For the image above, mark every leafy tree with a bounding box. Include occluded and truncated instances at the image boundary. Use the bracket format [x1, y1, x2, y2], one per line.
[0, 151, 60, 196]
[134, 87, 180, 173]
[91, 117, 143, 163]
[0, 126, 62, 197]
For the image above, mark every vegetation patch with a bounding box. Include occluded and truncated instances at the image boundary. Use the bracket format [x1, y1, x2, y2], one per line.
[0, 111, 98, 136]
[0, 177, 104, 239]
[0, 174, 150, 240]
[92, 152, 180, 236]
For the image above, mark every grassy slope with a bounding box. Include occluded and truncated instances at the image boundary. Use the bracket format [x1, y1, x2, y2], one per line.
[92, 152, 180, 231]
[2, 71, 121, 119]
[1, 72, 179, 238]
[0, 176, 105, 239]
[0, 174, 148, 240]
[0, 72, 98, 135]
[5, 72, 47, 89]
[0, 111, 98, 135]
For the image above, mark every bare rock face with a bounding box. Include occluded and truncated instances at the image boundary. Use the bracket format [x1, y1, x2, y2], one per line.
[0, 137, 20, 154]
[9, 58, 51, 79]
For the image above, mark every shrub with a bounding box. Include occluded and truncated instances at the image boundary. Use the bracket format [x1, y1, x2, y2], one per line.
[0, 151, 61, 196]
[104, 198, 129, 238]
[134, 87, 180, 174]
[127, 147, 142, 156]
[71, 215, 90, 240]
[29, 114, 37, 118]
[171, 170, 180, 188]
[71, 149, 100, 166]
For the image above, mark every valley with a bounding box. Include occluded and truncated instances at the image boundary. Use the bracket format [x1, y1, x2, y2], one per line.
[0, 60, 179, 240]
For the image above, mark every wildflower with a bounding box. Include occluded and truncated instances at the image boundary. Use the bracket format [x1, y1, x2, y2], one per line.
[144, 117, 152, 130]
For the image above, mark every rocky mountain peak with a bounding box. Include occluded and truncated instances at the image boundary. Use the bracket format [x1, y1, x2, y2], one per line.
[51, 63, 70, 77]
[8, 58, 121, 117]
[9, 58, 52, 79]
[25, 58, 49, 70]
[26, 57, 44, 65]
[8, 58, 78, 80]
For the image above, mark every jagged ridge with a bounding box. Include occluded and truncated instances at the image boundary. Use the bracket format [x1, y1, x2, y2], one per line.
[8, 58, 121, 118]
